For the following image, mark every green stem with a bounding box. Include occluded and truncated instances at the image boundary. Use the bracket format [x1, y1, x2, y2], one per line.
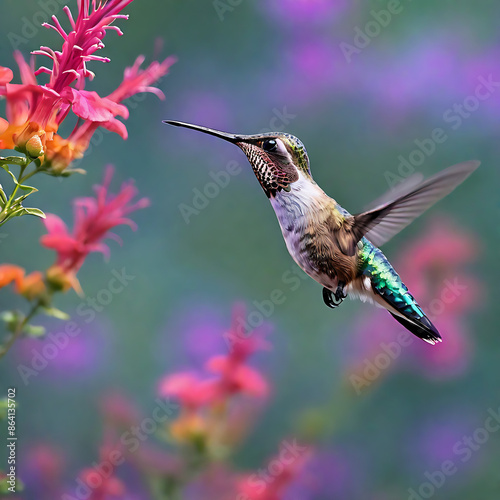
[0, 162, 42, 225]
[0, 301, 41, 360]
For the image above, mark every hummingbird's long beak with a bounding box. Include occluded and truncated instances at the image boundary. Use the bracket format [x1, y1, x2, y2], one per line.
[163, 120, 242, 143]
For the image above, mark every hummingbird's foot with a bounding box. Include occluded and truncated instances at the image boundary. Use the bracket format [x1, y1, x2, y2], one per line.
[322, 285, 346, 309]
[334, 281, 347, 302]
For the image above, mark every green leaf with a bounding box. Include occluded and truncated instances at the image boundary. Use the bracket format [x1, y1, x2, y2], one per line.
[0, 155, 27, 167]
[23, 324, 46, 337]
[23, 207, 46, 218]
[0, 311, 21, 332]
[17, 183, 37, 193]
[42, 307, 70, 320]
[0, 398, 8, 420]
[0, 184, 6, 208]
[60, 168, 87, 177]
[1, 164, 19, 185]
[43, 167, 87, 177]
[9, 206, 46, 219]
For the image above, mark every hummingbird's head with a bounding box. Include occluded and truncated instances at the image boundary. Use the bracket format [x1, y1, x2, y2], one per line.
[164, 120, 312, 198]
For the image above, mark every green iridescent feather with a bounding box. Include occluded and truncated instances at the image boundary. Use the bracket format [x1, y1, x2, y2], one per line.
[358, 238, 425, 321]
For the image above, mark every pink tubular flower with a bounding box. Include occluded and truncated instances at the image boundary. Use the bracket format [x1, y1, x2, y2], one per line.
[53, 54, 176, 172]
[237, 442, 312, 500]
[77, 439, 126, 500]
[0, 0, 175, 172]
[40, 165, 149, 290]
[158, 305, 270, 446]
[207, 304, 270, 400]
[158, 372, 217, 410]
[344, 217, 481, 387]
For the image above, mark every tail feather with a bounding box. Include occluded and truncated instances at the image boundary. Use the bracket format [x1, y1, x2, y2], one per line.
[389, 312, 441, 345]
[361, 241, 442, 344]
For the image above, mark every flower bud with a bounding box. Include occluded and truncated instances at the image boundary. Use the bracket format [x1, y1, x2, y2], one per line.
[13, 121, 46, 157]
[25, 135, 44, 158]
[19, 271, 46, 300]
[170, 413, 207, 444]
[44, 135, 84, 174]
[45, 265, 73, 292]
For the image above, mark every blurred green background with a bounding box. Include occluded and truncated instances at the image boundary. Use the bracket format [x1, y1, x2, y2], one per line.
[1, 0, 499, 498]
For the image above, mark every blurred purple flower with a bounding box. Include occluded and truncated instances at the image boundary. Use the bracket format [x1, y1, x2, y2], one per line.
[284, 450, 355, 499]
[13, 316, 113, 382]
[176, 91, 233, 132]
[20, 443, 64, 499]
[184, 465, 238, 500]
[262, 0, 351, 25]
[406, 412, 486, 483]
[370, 39, 462, 107]
[413, 419, 469, 467]
[157, 303, 229, 368]
[266, 37, 354, 106]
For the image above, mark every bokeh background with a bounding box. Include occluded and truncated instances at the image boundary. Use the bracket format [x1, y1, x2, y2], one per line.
[1, 0, 499, 498]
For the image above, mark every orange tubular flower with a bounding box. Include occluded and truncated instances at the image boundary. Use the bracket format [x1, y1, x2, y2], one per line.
[0, 264, 46, 300]
[0, 264, 25, 290]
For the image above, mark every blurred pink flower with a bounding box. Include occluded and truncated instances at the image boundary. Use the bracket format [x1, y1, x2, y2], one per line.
[100, 392, 142, 428]
[237, 441, 312, 500]
[346, 217, 481, 384]
[158, 372, 217, 409]
[40, 166, 149, 290]
[21, 443, 64, 499]
[158, 304, 270, 446]
[159, 304, 270, 407]
[79, 468, 125, 500]
[208, 303, 270, 400]
[406, 316, 473, 380]
[77, 439, 126, 500]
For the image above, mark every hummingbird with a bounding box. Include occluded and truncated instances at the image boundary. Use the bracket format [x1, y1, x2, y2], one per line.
[164, 120, 479, 345]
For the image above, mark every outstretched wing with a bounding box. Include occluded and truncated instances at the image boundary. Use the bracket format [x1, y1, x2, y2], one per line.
[336, 160, 479, 255]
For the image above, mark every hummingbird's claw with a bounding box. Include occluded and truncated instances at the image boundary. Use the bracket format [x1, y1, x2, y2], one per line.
[322, 285, 346, 309]
[335, 282, 347, 301]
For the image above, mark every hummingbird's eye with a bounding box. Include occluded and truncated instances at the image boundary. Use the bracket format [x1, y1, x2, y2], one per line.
[262, 139, 277, 152]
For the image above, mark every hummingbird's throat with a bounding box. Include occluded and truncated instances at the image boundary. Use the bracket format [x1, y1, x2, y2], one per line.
[238, 142, 298, 198]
